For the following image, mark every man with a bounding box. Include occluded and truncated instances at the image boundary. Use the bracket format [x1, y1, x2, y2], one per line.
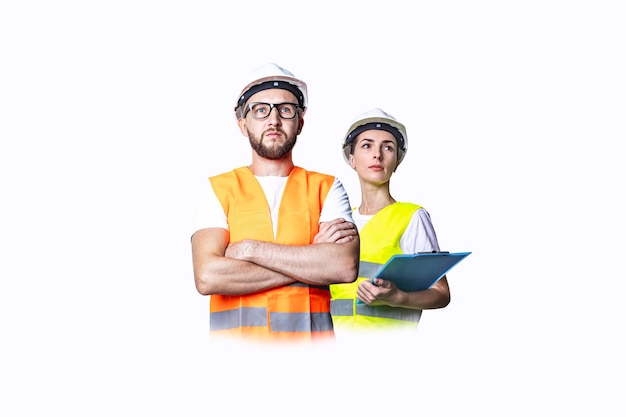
[191, 63, 360, 343]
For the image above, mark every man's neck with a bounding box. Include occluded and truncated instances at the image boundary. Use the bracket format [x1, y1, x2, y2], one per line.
[248, 155, 294, 177]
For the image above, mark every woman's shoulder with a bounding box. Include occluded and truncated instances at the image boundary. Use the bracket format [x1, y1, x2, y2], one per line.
[393, 201, 425, 214]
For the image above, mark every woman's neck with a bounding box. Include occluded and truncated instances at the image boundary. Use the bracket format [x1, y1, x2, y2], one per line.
[359, 188, 396, 215]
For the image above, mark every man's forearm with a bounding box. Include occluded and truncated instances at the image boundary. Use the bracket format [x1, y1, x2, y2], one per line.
[194, 253, 297, 295]
[226, 239, 359, 285]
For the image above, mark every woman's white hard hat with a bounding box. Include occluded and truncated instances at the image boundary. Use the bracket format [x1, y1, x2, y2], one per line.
[234, 63, 308, 119]
[342, 108, 408, 165]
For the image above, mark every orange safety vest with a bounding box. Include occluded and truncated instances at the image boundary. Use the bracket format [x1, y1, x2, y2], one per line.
[208, 166, 335, 342]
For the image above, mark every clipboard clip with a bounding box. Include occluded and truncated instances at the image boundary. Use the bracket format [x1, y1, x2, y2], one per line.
[417, 251, 450, 254]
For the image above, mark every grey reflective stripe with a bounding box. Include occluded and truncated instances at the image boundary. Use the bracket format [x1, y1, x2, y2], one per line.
[210, 307, 267, 330]
[331, 299, 421, 323]
[356, 303, 422, 323]
[358, 261, 383, 279]
[330, 299, 354, 316]
[270, 312, 333, 333]
[211, 309, 333, 333]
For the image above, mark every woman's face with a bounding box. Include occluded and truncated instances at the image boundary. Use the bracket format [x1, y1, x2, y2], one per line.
[349, 129, 400, 185]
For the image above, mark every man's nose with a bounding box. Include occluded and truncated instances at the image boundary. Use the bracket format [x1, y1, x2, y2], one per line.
[267, 106, 282, 124]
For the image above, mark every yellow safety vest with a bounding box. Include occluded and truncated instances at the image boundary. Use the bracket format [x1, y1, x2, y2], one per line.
[209, 166, 336, 342]
[330, 202, 423, 331]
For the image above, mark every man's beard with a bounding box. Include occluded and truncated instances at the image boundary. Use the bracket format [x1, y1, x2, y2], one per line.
[249, 129, 297, 160]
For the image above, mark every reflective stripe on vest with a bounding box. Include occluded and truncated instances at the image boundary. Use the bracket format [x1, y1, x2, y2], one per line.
[208, 167, 335, 340]
[211, 309, 334, 332]
[211, 283, 334, 332]
[330, 203, 423, 329]
[330, 299, 422, 322]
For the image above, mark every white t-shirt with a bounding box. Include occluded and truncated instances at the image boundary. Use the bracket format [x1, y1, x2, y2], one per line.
[194, 175, 354, 238]
[351, 206, 441, 254]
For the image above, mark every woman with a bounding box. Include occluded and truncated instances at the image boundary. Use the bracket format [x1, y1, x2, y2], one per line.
[330, 108, 451, 335]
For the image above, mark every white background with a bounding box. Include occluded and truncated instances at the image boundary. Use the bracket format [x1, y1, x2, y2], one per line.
[1, 1, 624, 415]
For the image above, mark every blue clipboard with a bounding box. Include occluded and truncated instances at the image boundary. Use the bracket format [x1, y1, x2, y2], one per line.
[373, 251, 471, 292]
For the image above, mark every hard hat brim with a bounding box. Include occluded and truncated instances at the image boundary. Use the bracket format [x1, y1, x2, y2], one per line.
[235, 75, 308, 118]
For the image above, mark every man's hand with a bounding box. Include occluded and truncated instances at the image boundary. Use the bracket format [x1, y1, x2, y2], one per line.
[313, 218, 358, 244]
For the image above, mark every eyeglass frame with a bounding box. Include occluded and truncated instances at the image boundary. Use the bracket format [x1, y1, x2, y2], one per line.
[243, 102, 301, 120]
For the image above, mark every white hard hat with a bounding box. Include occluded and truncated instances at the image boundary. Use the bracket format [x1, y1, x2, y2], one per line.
[234, 63, 308, 119]
[342, 108, 408, 165]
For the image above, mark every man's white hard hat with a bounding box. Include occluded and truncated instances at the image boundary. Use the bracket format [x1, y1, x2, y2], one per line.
[234, 63, 308, 119]
[342, 108, 408, 165]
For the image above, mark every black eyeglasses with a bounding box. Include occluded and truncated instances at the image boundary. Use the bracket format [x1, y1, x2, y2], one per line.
[244, 102, 300, 120]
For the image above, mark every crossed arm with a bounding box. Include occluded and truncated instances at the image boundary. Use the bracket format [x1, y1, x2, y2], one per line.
[192, 218, 360, 296]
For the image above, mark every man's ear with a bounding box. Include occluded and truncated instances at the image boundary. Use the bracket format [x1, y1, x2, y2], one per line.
[237, 118, 249, 137]
[297, 117, 304, 135]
